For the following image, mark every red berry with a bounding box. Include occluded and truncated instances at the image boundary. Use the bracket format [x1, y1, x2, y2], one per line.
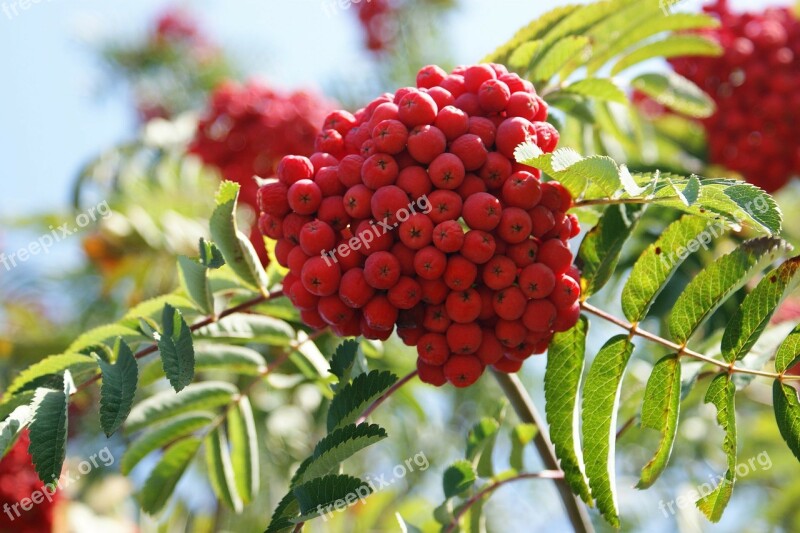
[301, 256, 341, 296]
[523, 299, 558, 332]
[428, 153, 466, 190]
[414, 246, 447, 280]
[493, 286, 527, 321]
[462, 192, 502, 231]
[362, 153, 399, 189]
[363, 295, 398, 331]
[433, 220, 465, 254]
[443, 254, 478, 290]
[398, 90, 438, 127]
[496, 117, 537, 159]
[287, 179, 323, 215]
[278, 155, 314, 185]
[388, 276, 423, 309]
[446, 323, 482, 354]
[339, 268, 375, 308]
[444, 354, 484, 387]
[445, 289, 482, 323]
[417, 333, 449, 365]
[519, 263, 556, 299]
[538, 239, 573, 275]
[461, 230, 496, 264]
[482, 255, 517, 290]
[407, 125, 447, 164]
[399, 213, 434, 249]
[417, 359, 447, 385]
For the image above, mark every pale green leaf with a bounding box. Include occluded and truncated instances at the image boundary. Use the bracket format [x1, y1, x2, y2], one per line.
[206, 427, 243, 512]
[228, 396, 259, 503]
[139, 437, 202, 514]
[696, 375, 736, 522]
[632, 72, 715, 118]
[126, 381, 237, 433]
[612, 35, 722, 75]
[637, 354, 681, 488]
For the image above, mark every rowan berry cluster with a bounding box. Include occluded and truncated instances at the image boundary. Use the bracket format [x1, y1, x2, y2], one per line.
[191, 81, 335, 263]
[669, 0, 800, 192]
[355, 0, 399, 52]
[258, 63, 581, 387]
[0, 432, 60, 532]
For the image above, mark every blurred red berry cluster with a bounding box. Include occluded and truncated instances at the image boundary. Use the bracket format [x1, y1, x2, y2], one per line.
[153, 7, 203, 44]
[670, 0, 800, 192]
[0, 432, 61, 533]
[258, 63, 581, 388]
[355, 0, 399, 52]
[191, 81, 336, 263]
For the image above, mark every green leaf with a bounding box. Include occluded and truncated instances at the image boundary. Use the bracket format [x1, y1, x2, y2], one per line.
[28, 374, 73, 484]
[228, 396, 259, 503]
[292, 474, 373, 520]
[622, 215, 712, 322]
[582, 335, 634, 526]
[669, 237, 787, 345]
[122, 293, 197, 324]
[98, 338, 138, 437]
[199, 238, 225, 269]
[67, 324, 141, 354]
[139, 437, 202, 514]
[481, 5, 580, 63]
[210, 181, 269, 291]
[296, 423, 388, 485]
[696, 375, 736, 522]
[120, 412, 214, 475]
[721, 257, 800, 362]
[326, 370, 398, 432]
[577, 204, 645, 298]
[530, 36, 591, 81]
[205, 427, 243, 512]
[509, 423, 538, 472]
[196, 313, 295, 346]
[0, 404, 34, 459]
[632, 72, 715, 118]
[443, 460, 477, 498]
[562, 78, 626, 103]
[158, 304, 195, 392]
[637, 354, 681, 489]
[329, 339, 359, 385]
[507, 40, 545, 73]
[140, 344, 266, 386]
[773, 381, 800, 463]
[3, 353, 96, 399]
[775, 324, 800, 373]
[466, 417, 500, 478]
[265, 490, 301, 533]
[126, 381, 237, 433]
[612, 35, 722, 75]
[178, 255, 214, 315]
[545, 316, 592, 503]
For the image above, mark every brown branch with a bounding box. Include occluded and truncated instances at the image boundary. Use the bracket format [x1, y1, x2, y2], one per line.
[355, 370, 418, 425]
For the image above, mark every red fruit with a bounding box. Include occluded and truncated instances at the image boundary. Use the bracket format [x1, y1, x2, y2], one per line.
[420, 278, 449, 304]
[496, 117, 537, 159]
[456, 173, 487, 200]
[493, 286, 527, 321]
[398, 90, 438, 127]
[523, 299, 558, 332]
[299, 220, 336, 256]
[301, 256, 341, 296]
[502, 171, 542, 209]
[301, 308, 328, 329]
[462, 192, 503, 231]
[538, 239, 573, 275]
[414, 245, 447, 280]
[391, 241, 417, 276]
[519, 263, 556, 299]
[396, 166, 433, 199]
[324, 110, 357, 135]
[433, 220, 465, 254]
[259, 213, 283, 240]
[417, 333, 450, 365]
[425, 86, 455, 109]
[287, 179, 323, 215]
[532, 121, 559, 152]
[278, 155, 314, 185]
[435, 106, 470, 140]
[372, 119, 409, 154]
[339, 268, 375, 308]
[553, 302, 581, 332]
[258, 181, 290, 216]
[530, 206, 556, 238]
[343, 184, 374, 219]
[318, 295, 355, 326]
[275, 238, 293, 267]
[493, 356, 523, 373]
[407, 125, 447, 164]
[450, 134, 488, 171]
[364, 251, 402, 289]
[363, 295, 398, 331]
[445, 289, 482, 323]
[506, 92, 540, 121]
[427, 190, 463, 224]
[550, 275, 580, 309]
[468, 116, 497, 147]
[496, 207, 533, 244]
[479, 152, 514, 190]
[362, 153, 399, 189]
[423, 304, 451, 333]
[475, 329, 504, 365]
[446, 323, 482, 354]
[371, 185, 409, 223]
[444, 254, 478, 290]
[318, 196, 351, 231]
[495, 319, 527, 348]
[482, 256, 517, 290]
[388, 276, 423, 309]
[464, 64, 496, 93]
[478, 79, 511, 113]
[454, 93, 482, 117]
[417, 64, 448, 89]
[461, 230, 496, 264]
[338, 154, 365, 188]
[506, 240, 539, 268]
[399, 213, 434, 249]
[417, 359, 448, 385]
[444, 355, 484, 387]
[428, 153, 466, 190]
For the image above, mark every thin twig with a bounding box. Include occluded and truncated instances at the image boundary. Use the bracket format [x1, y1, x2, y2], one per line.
[573, 197, 659, 208]
[492, 371, 595, 533]
[355, 370, 418, 425]
[446, 470, 565, 533]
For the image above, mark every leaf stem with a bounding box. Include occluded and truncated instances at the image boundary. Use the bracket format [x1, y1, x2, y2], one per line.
[492, 371, 595, 533]
[445, 470, 565, 533]
[579, 301, 800, 381]
[355, 369, 418, 426]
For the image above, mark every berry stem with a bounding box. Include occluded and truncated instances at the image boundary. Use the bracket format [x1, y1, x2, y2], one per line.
[445, 470, 565, 533]
[492, 371, 595, 533]
[355, 369, 419, 425]
[571, 197, 671, 208]
[579, 301, 800, 381]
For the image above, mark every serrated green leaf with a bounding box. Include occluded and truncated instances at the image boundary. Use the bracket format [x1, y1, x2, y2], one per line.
[178, 255, 213, 315]
[126, 381, 237, 433]
[265, 490, 301, 533]
[530, 36, 591, 81]
[199, 238, 225, 269]
[28, 374, 73, 484]
[3, 354, 96, 399]
[0, 404, 34, 459]
[632, 72, 715, 118]
[228, 396, 259, 503]
[577, 204, 645, 298]
[296, 423, 388, 485]
[637, 354, 681, 489]
[509, 423, 537, 472]
[669, 237, 787, 344]
[507, 40, 545, 73]
[326, 370, 398, 432]
[582, 335, 634, 526]
[722, 258, 800, 362]
[121, 293, 197, 324]
[467, 417, 500, 478]
[292, 474, 372, 520]
[139, 437, 202, 514]
[67, 324, 141, 353]
[481, 5, 580, 63]
[543, 0, 634, 46]
[120, 412, 214, 475]
[140, 344, 266, 386]
[98, 339, 138, 437]
[158, 304, 195, 392]
[775, 324, 800, 373]
[773, 381, 800, 463]
[329, 340, 359, 385]
[612, 35, 722, 75]
[196, 313, 295, 346]
[696, 375, 736, 522]
[563, 78, 626, 103]
[206, 427, 243, 512]
[545, 316, 592, 504]
[622, 215, 712, 322]
[443, 460, 477, 498]
[210, 181, 268, 291]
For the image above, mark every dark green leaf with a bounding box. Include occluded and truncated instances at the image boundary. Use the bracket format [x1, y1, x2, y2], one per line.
[28, 374, 73, 484]
[126, 381, 237, 433]
[158, 304, 195, 392]
[327, 370, 398, 432]
[199, 238, 225, 269]
[329, 340, 359, 385]
[205, 427, 243, 512]
[443, 460, 477, 498]
[696, 375, 736, 522]
[228, 396, 259, 504]
[139, 437, 202, 514]
[292, 475, 372, 520]
[178, 255, 214, 315]
[98, 338, 139, 437]
[296, 423, 388, 484]
[775, 324, 800, 373]
[612, 35, 722, 75]
[3, 354, 96, 400]
[773, 381, 800, 463]
[0, 404, 34, 459]
[121, 412, 214, 474]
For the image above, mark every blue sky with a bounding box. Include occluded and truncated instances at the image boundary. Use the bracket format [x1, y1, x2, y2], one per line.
[0, 0, 771, 220]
